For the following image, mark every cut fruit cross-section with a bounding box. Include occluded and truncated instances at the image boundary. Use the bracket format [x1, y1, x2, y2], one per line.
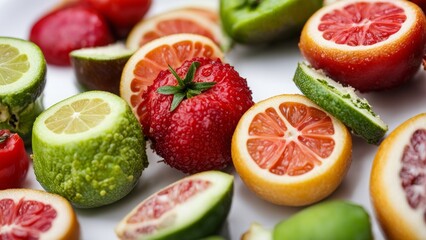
[126, 8, 223, 51]
[232, 94, 352, 206]
[0, 188, 79, 240]
[115, 171, 233, 240]
[370, 113, 426, 240]
[120, 33, 224, 124]
[32, 91, 148, 208]
[299, 0, 426, 92]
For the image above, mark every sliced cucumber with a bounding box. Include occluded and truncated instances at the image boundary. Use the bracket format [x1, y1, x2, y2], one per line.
[293, 62, 388, 144]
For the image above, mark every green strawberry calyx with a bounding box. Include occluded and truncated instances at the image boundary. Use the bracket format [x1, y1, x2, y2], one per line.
[157, 61, 216, 112]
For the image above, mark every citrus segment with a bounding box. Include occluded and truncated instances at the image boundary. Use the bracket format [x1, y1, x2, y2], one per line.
[120, 33, 223, 123]
[247, 102, 335, 176]
[32, 91, 148, 208]
[0, 188, 79, 240]
[0, 44, 29, 85]
[293, 62, 388, 144]
[299, 0, 426, 91]
[319, 2, 406, 46]
[232, 94, 352, 206]
[370, 113, 426, 239]
[115, 171, 233, 240]
[126, 9, 223, 51]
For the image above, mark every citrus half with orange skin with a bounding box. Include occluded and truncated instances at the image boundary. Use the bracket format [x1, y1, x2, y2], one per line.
[126, 8, 223, 51]
[120, 33, 223, 124]
[0, 188, 79, 240]
[231, 94, 352, 206]
[299, 0, 426, 92]
[370, 113, 426, 240]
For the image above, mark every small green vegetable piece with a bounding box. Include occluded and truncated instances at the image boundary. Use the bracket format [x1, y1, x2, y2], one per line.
[157, 61, 216, 111]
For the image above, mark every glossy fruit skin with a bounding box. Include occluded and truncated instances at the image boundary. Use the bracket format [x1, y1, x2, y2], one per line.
[0, 130, 29, 190]
[273, 201, 373, 240]
[29, 5, 115, 66]
[299, 0, 426, 92]
[84, 0, 151, 38]
[141, 57, 254, 174]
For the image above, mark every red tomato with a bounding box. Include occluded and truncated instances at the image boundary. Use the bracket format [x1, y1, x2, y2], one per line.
[0, 130, 29, 190]
[83, 0, 152, 38]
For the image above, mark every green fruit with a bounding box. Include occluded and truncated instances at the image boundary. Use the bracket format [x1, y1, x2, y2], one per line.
[0, 37, 46, 144]
[70, 43, 134, 95]
[115, 171, 234, 240]
[273, 201, 373, 240]
[220, 0, 323, 44]
[293, 62, 388, 144]
[32, 91, 148, 208]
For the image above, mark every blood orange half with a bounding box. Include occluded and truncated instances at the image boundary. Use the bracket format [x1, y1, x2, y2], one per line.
[299, 0, 426, 92]
[120, 33, 223, 124]
[0, 188, 79, 240]
[126, 8, 223, 51]
[370, 113, 426, 239]
[231, 94, 352, 206]
[115, 171, 233, 240]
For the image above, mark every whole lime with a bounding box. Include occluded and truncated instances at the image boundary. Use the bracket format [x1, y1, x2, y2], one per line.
[32, 91, 148, 208]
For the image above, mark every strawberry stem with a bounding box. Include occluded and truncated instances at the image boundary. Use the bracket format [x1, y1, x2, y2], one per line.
[157, 61, 216, 112]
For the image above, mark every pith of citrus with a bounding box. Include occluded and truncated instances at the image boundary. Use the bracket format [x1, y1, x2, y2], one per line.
[120, 33, 224, 123]
[0, 188, 79, 240]
[293, 62, 388, 144]
[126, 8, 223, 51]
[299, 0, 426, 92]
[115, 171, 233, 240]
[0, 37, 46, 143]
[370, 113, 426, 240]
[231, 94, 352, 206]
[32, 91, 148, 208]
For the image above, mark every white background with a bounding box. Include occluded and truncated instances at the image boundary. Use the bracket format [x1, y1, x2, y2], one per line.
[2, 0, 426, 239]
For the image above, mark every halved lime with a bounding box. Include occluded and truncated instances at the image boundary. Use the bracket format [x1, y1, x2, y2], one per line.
[293, 62, 388, 144]
[115, 170, 234, 240]
[220, 0, 323, 44]
[32, 90, 148, 208]
[70, 43, 134, 95]
[0, 37, 46, 143]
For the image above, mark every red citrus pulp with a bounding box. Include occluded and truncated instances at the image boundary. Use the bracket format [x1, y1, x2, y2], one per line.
[299, 0, 426, 92]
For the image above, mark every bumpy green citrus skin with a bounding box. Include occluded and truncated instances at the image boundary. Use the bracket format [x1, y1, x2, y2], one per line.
[293, 62, 388, 144]
[220, 0, 323, 44]
[0, 37, 46, 143]
[273, 201, 373, 240]
[32, 91, 148, 208]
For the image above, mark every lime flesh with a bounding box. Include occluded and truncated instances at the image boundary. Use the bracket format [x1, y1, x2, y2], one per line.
[293, 62, 388, 144]
[220, 0, 323, 44]
[32, 91, 148, 208]
[0, 37, 46, 143]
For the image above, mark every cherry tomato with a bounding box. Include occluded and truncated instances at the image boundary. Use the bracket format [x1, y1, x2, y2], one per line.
[0, 130, 29, 190]
[83, 0, 152, 38]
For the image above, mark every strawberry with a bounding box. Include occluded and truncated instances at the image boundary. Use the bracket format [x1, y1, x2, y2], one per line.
[29, 5, 114, 66]
[141, 57, 254, 174]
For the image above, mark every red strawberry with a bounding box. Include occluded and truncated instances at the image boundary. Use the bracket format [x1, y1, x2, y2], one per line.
[141, 57, 254, 174]
[29, 5, 115, 66]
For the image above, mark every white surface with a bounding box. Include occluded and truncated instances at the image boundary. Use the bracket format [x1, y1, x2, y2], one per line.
[2, 0, 426, 239]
